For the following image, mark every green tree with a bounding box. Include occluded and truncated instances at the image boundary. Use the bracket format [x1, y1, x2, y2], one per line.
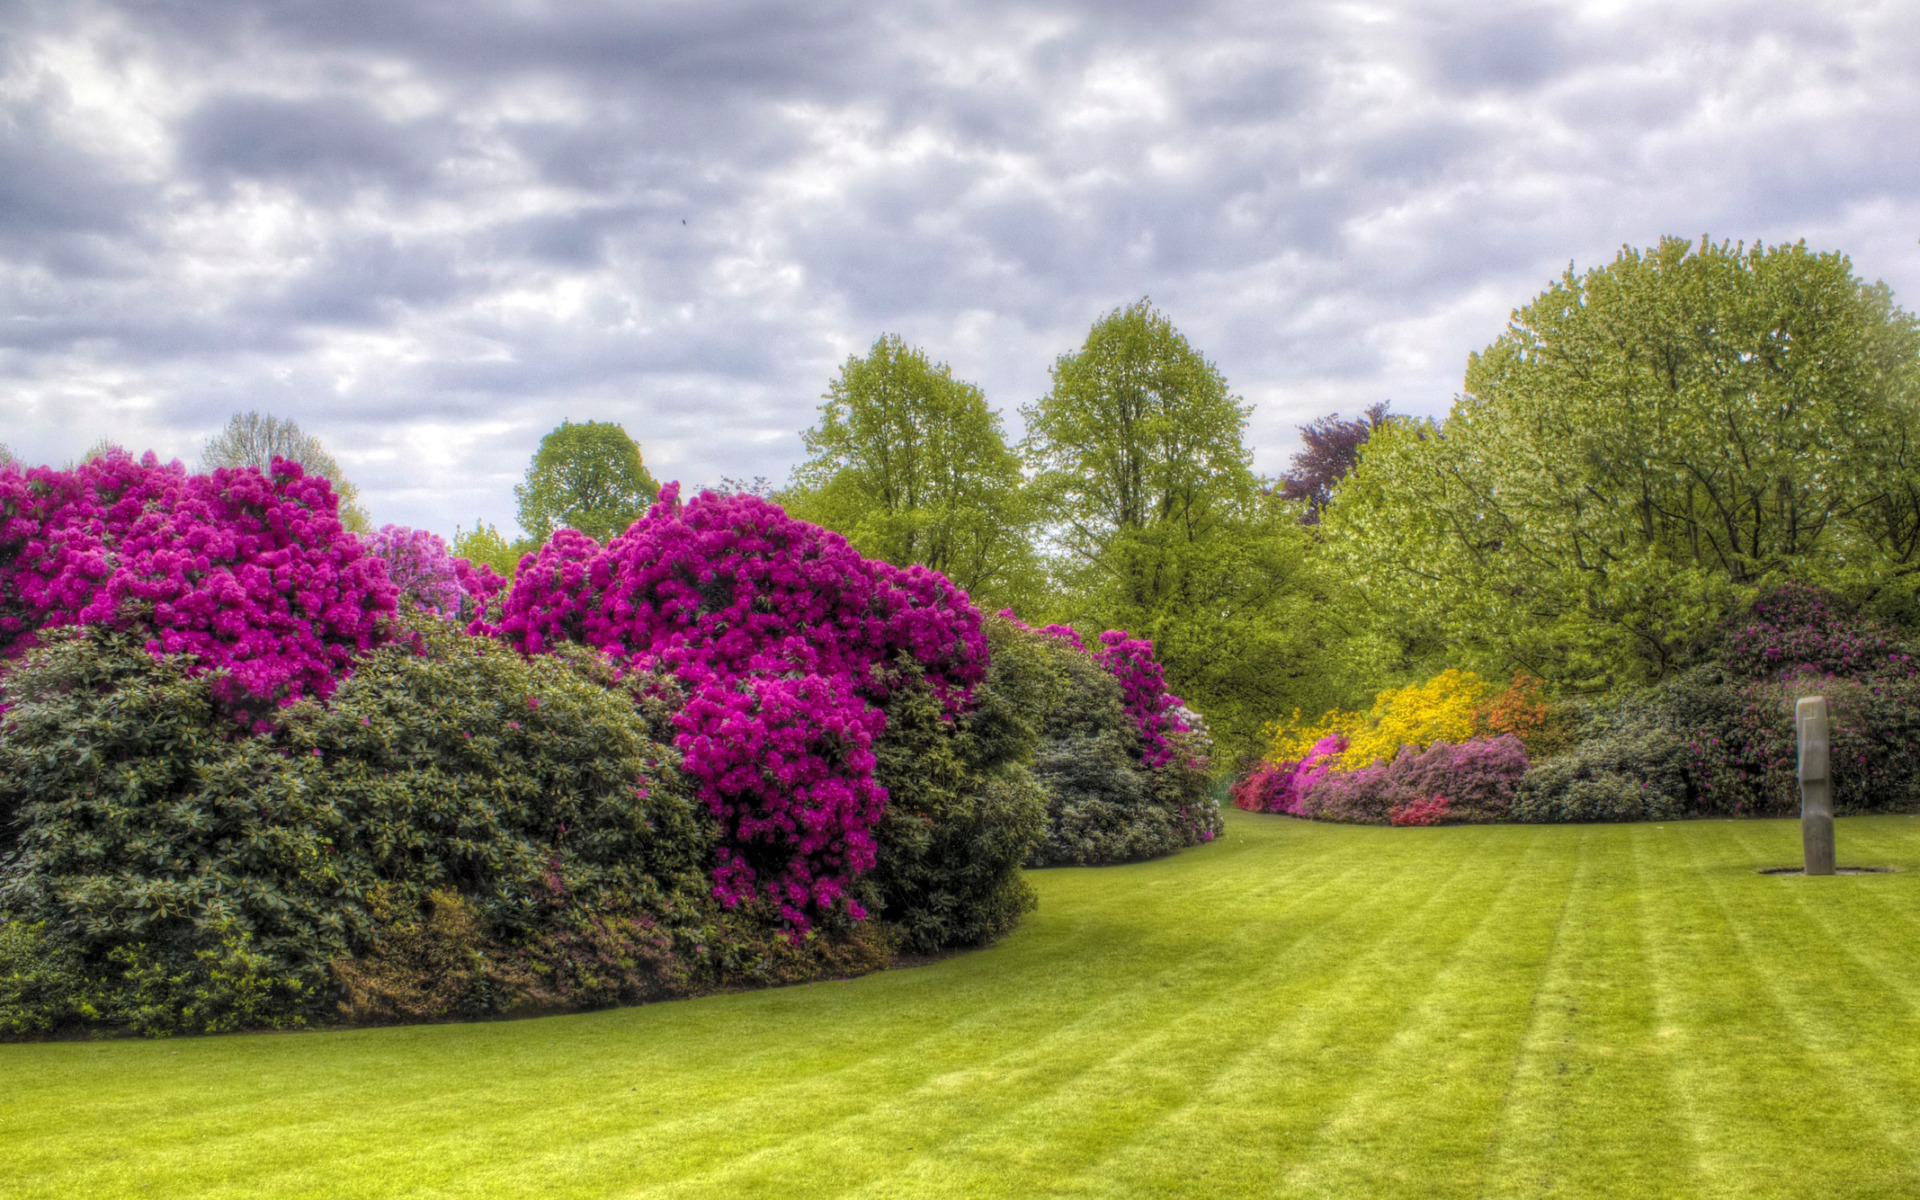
[781, 335, 1039, 609]
[1324, 237, 1920, 690]
[1021, 299, 1337, 755]
[514, 420, 659, 544]
[199, 412, 371, 531]
[451, 519, 523, 580]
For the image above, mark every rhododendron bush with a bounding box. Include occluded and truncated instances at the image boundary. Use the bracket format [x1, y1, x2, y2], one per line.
[484, 484, 991, 926]
[995, 615, 1221, 865]
[0, 452, 396, 722]
[360, 524, 505, 620]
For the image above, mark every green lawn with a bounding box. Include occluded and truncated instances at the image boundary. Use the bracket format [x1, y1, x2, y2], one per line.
[6, 810, 1920, 1199]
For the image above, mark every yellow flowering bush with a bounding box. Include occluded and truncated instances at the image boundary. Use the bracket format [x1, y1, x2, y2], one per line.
[1265, 669, 1490, 770]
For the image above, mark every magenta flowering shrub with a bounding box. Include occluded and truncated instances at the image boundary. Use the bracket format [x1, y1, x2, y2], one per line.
[994, 611, 1197, 770]
[359, 524, 506, 620]
[0, 452, 396, 721]
[483, 485, 989, 925]
[676, 673, 887, 918]
[1092, 630, 1195, 769]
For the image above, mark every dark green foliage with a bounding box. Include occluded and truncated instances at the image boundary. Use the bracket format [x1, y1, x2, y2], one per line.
[282, 626, 709, 939]
[0, 630, 351, 1033]
[1009, 625, 1216, 866]
[865, 622, 1048, 953]
[0, 624, 724, 1036]
[1512, 682, 1709, 823]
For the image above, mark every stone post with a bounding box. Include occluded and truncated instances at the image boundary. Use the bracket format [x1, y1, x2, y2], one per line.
[1796, 695, 1835, 876]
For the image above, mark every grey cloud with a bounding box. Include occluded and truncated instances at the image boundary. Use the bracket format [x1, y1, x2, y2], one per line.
[178, 93, 450, 198]
[1, 0, 1917, 537]
[265, 233, 466, 325]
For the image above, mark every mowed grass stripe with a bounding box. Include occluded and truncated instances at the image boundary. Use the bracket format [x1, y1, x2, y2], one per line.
[5, 813, 1920, 1199]
[625, 822, 1497, 1197]
[1634, 823, 1920, 1198]
[1477, 827, 1700, 1199]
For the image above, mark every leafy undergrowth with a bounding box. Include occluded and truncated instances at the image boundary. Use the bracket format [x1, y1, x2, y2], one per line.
[6, 811, 1920, 1199]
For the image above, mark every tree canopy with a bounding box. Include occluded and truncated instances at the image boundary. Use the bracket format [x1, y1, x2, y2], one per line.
[514, 420, 660, 543]
[1324, 236, 1920, 689]
[1020, 299, 1340, 754]
[781, 335, 1037, 609]
[199, 411, 371, 531]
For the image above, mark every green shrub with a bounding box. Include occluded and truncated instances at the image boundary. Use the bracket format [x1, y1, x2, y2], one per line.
[1511, 689, 1698, 823]
[0, 624, 724, 1036]
[864, 621, 1048, 953]
[1018, 628, 1216, 866]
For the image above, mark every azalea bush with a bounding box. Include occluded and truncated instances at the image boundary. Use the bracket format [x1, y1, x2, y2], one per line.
[1246, 668, 1539, 825]
[1266, 669, 1492, 771]
[0, 452, 396, 726]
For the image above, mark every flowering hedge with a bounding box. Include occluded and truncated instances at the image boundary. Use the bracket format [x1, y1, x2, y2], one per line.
[483, 485, 988, 926]
[1247, 669, 1542, 826]
[0, 452, 396, 724]
[360, 524, 506, 620]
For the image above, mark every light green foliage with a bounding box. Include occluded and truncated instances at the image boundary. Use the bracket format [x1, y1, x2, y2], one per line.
[451, 517, 526, 580]
[1022, 299, 1343, 754]
[12, 813, 1920, 1197]
[782, 335, 1039, 609]
[0, 443, 13, 468]
[199, 411, 372, 531]
[1325, 238, 1920, 688]
[514, 419, 660, 543]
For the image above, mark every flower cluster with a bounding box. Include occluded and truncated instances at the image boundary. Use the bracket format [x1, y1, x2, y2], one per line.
[359, 524, 506, 620]
[483, 485, 988, 926]
[0, 452, 396, 724]
[1294, 735, 1528, 825]
[1266, 668, 1490, 771]
[1091, 630, 1195, 769]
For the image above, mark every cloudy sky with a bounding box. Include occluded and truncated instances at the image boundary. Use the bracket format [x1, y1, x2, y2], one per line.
[3, 0, 1917, 537]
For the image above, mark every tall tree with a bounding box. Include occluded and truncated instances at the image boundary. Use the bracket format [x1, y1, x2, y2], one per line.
[199, 411, 370, 531]
[1279, 402, 1390, 523]
[1324, 237, 1920, 689]
[782, 335, 1038, 608]
[514, 420, 659, 543]
[1021, 299, 1335, 755]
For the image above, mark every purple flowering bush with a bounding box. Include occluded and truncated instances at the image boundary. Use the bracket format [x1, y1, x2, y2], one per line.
[359, 524, 506, 621]
[482, 484, 996, 928]
[0, 452, 396, 725]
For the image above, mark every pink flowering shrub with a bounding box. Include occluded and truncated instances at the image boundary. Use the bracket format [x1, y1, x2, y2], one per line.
[359, 524, 506, 621]
[483, 485, 989, 926]
[1289, 735, 1529, 825]
[1232, 733, 1345, 815]
[0, 452, 396, 723]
